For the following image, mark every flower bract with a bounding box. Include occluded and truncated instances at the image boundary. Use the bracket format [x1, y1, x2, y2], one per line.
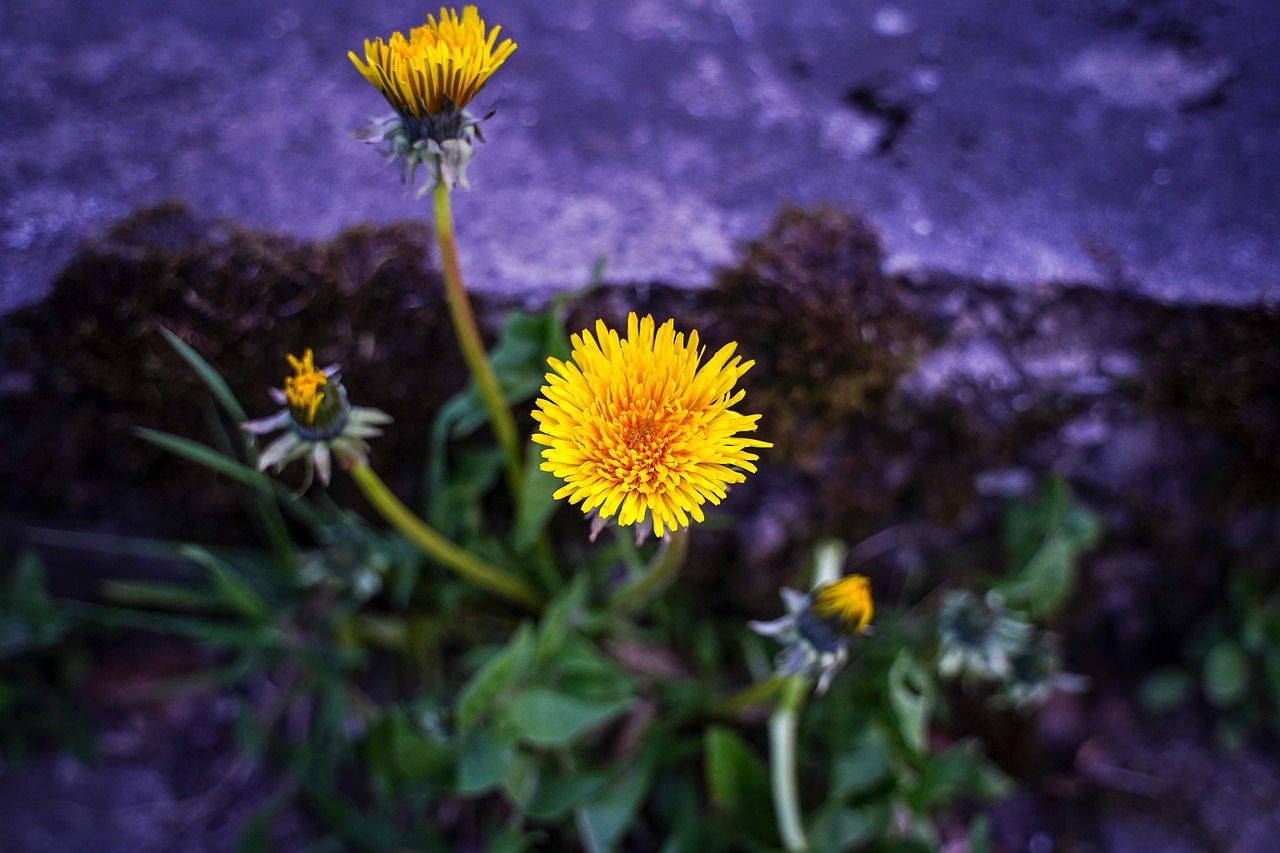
[349, 6, 515, 192]
[750, 576, 875, 694]
[243, 349, 392, 489]
[532, 313, 771, 538]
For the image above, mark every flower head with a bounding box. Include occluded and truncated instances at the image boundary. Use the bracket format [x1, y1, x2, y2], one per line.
[812, 575, 874, 634]
[350, 6, 515, 120]
[936, 590, 1033, 685]
[532, 313, 771, 539]
[350, 6, 515, 192]
[243, 349, 392, 488]
[750, 575, 875, 694]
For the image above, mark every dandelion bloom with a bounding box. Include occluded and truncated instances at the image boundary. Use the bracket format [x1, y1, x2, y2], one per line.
[349, 6, 516, 121]
[532, 313, 771, 538]
[811, 575, 874, 635]
[243, 349, 391, 488]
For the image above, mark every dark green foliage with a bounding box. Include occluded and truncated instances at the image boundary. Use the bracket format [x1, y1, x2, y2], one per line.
[0, 551, 94, 761]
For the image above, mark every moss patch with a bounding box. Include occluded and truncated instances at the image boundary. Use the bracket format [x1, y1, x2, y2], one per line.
[0, 201, 466, 539]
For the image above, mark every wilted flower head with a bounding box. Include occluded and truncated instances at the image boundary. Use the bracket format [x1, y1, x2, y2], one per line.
[350, 6, 516, 191]
[243, 349, 392, 488]
[750, 575, 874, 694]
[532, 313, 771, 540]
[937, 590, 1033, 685]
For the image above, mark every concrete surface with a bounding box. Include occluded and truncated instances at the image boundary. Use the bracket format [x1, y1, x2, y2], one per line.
[2, 0, 1278, 315]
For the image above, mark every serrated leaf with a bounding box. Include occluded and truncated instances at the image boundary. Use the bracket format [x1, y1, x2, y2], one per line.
[505, 689, 632, 746]
[456, 623, 535, 730]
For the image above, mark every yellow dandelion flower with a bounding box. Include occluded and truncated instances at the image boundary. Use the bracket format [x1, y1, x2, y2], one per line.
[812, 575, 874, 635]
[244, 350, 392, 488]
[284, 349, 328, 426]
[532, 313, 772, 538]
[349, 6, 516, 120]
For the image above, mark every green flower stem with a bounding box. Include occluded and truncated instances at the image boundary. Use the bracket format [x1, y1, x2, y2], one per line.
[431, 181, 523, 499]
[770, 674, 811, 852]
[608, 525, 690, 613]
[348, 462, 542, 611]
[709, 674, 785, 719]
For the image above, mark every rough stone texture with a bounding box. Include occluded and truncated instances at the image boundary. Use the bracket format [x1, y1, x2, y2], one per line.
[3, 0, 1278, 315]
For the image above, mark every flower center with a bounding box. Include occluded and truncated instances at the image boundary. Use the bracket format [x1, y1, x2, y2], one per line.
[624, 416, 658, 447]
[284, 350, 328, 426]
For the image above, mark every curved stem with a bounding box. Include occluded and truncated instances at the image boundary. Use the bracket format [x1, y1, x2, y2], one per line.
[770, 675, 810, 852]
[431, 182, 524, 499]
[348, 463, 542, 611]
[608, 526, 690, 613]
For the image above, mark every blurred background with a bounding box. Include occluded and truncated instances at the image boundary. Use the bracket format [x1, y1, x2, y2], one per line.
[2, 0, 1279, 850]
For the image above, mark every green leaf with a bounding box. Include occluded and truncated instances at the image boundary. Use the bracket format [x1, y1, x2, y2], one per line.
[831, 730, 893, 798]
[457, 729, 516, 794]
[500, 750, 539, 810]
[456, 623, 535, 731]
[181, 546, 272, 623]
[0, 551, 69, 655]
[159, 326, 248, 422]
[1061, 501, 1103, 551]
[913, 740, 1011, 809]
[704, 725, 767, 812]
[808, 805, 880, 853]
[998, 477, 1101, 619]
[535, 575, 588, 664]
[999, 533, 1075, 618]
[426, 307, 570, 535]
[505, 689, 632, 747]
[392, 715, 454, 786]
[888, 650, 935, 756]
[1204, 641, 1251, 708]
[135, 429, 323, 529]
[513, 439, 563, 553]
[1139, 668, 1193, 712]
[526, 769, 610, 820]
[235, 809, 276, 853]
[75, 602, 282, 649]
[101, 580, 229, 614]
[579, 763, 652, 852]
[486, 827, 531, 853]
[969, 813, 992, 853]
